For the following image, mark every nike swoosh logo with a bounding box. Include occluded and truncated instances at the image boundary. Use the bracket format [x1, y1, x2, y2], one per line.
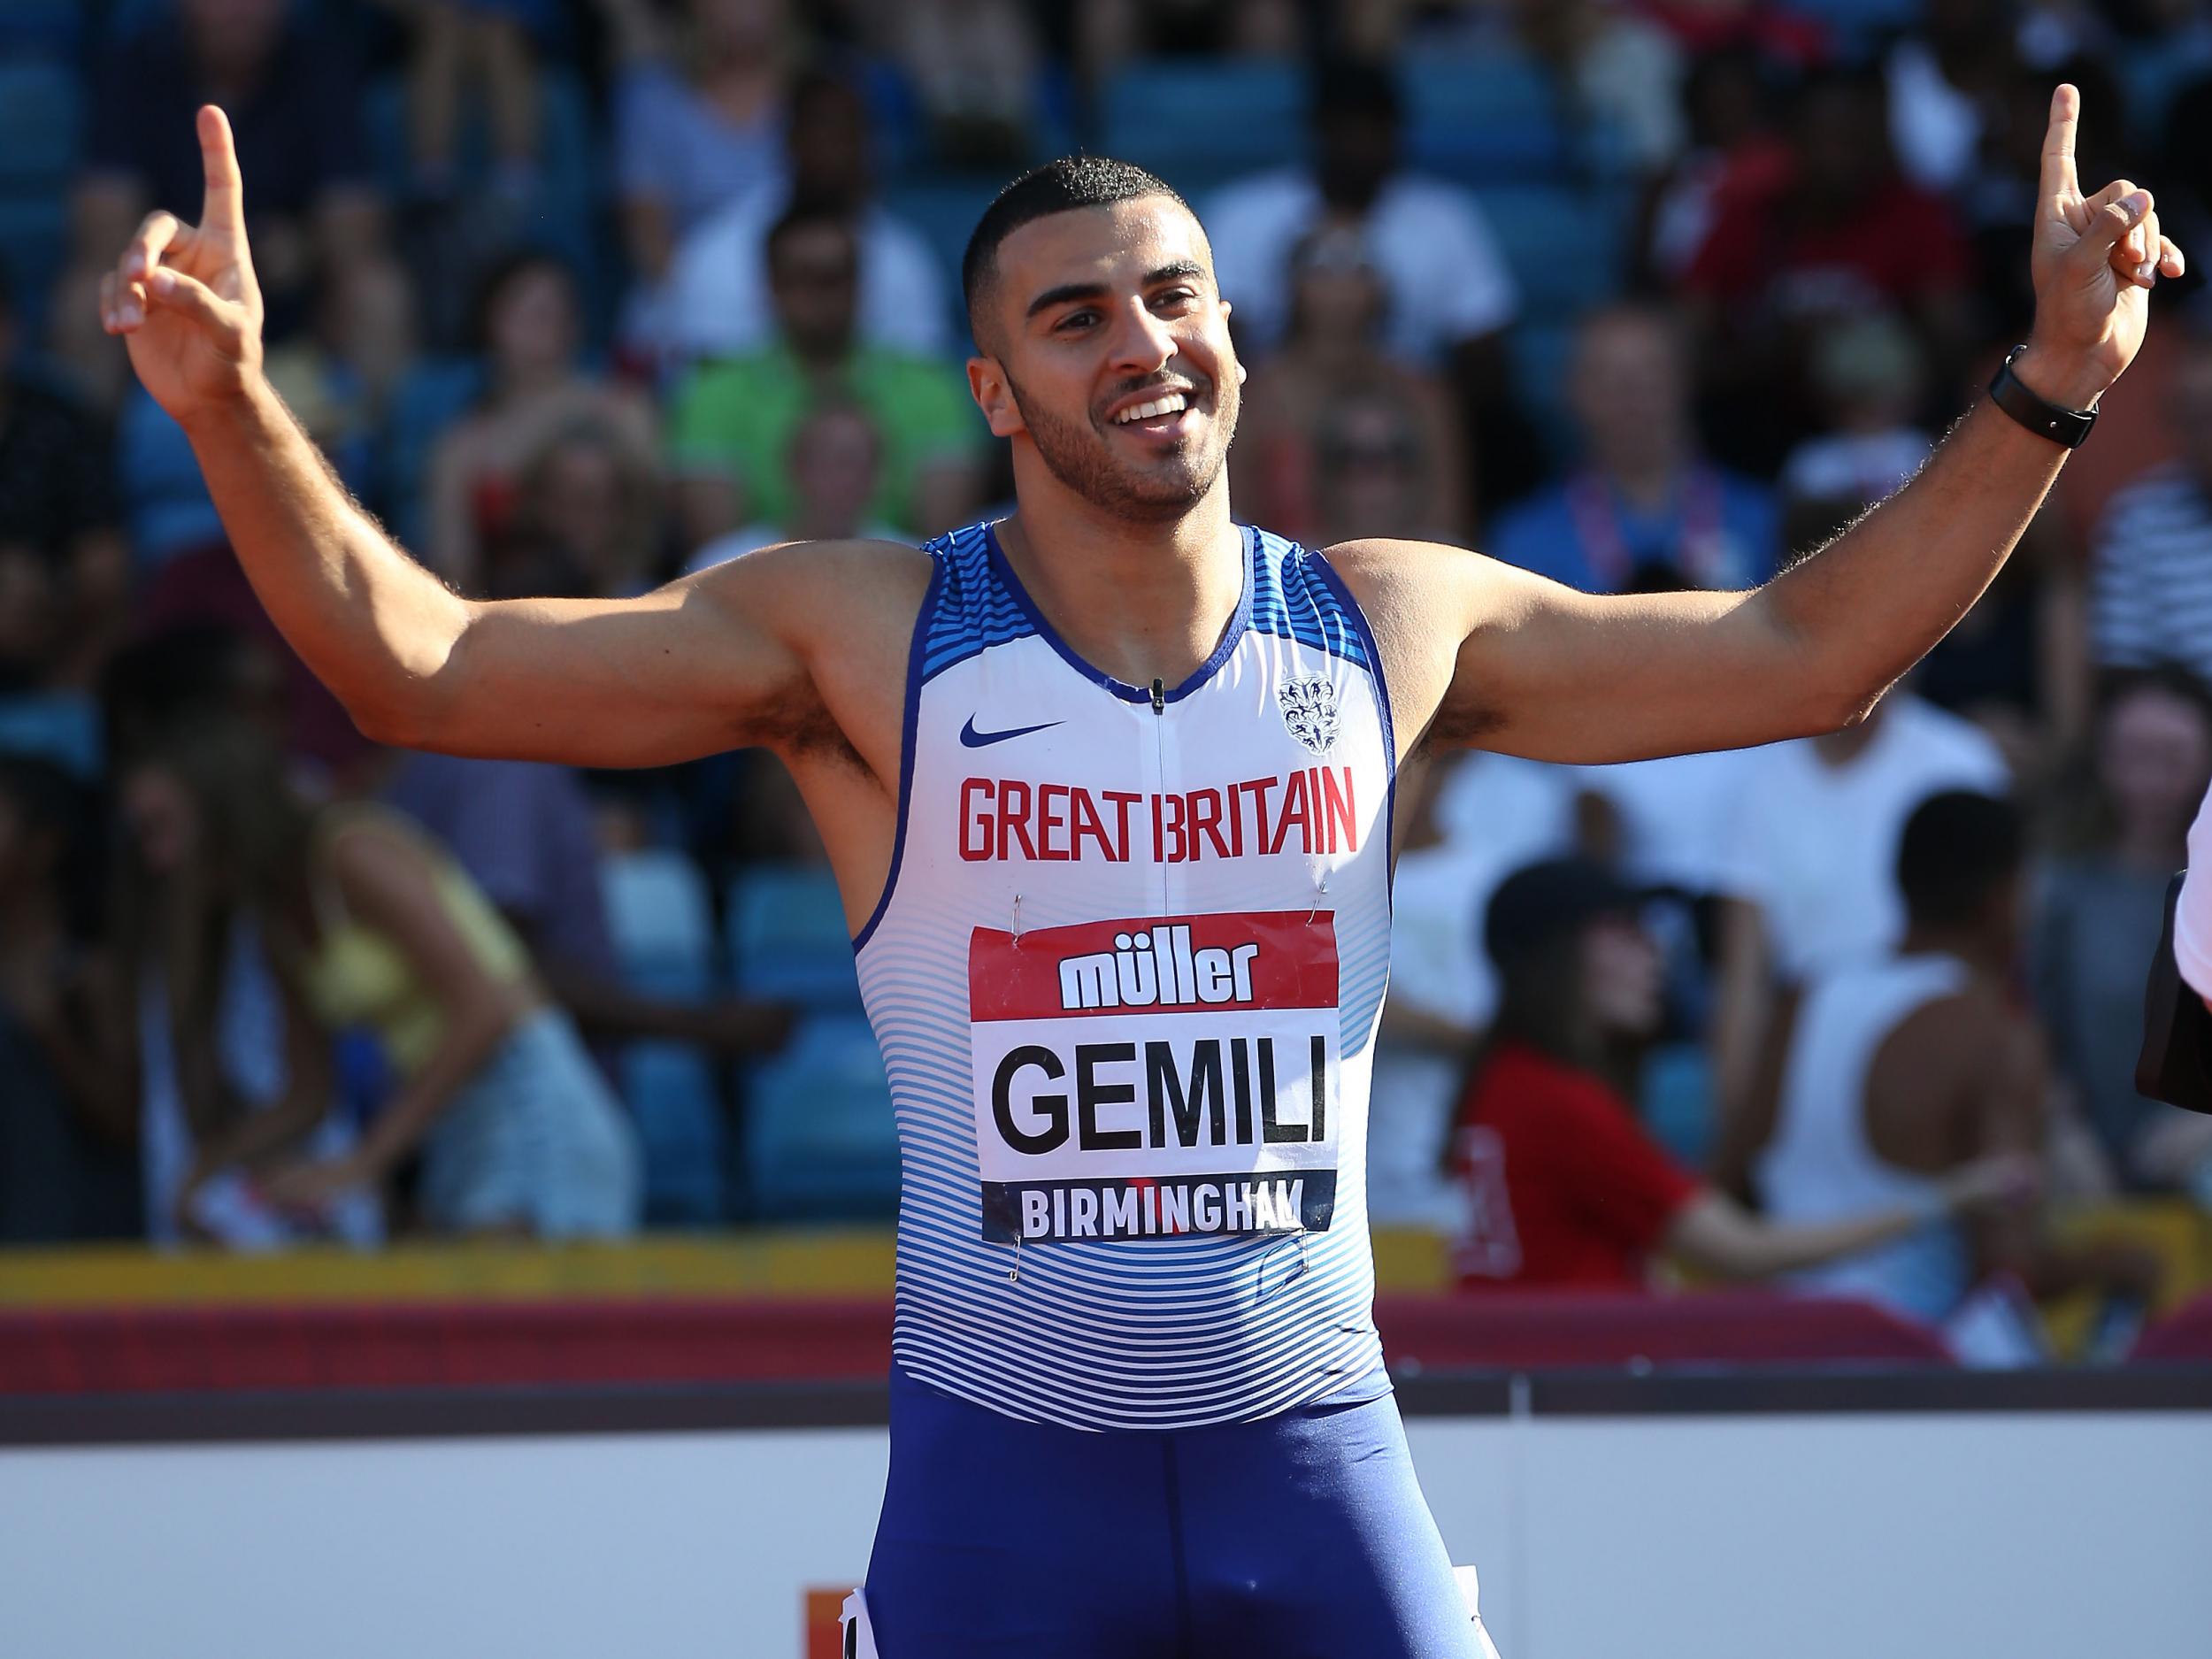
[960, 716, 1064, 749]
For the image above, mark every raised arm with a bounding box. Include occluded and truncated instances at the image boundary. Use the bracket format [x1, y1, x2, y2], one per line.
[99, 107, 918, 772]
[1335, 87, 2185, 765]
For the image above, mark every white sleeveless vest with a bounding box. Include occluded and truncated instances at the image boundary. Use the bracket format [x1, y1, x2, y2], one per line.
[852, 520, 1396, 1430]
[1758, 952, 1972, 1325]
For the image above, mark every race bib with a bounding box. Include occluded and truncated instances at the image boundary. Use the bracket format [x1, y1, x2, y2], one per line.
[969, 911, 1341, 1243]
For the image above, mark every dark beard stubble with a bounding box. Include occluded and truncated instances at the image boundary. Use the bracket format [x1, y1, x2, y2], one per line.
[1003, 371, 1237, 522]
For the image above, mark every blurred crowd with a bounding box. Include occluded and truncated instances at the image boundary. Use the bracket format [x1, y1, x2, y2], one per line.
[3, 0, 2212, 1354]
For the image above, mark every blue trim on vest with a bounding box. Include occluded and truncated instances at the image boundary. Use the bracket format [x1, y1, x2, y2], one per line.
[1250, 528, 1371, 672]
[851, 551, 947, 955]
[917, 522, 1034, 682]
[1309, 546, 1398, 915]
[981, 520, 1256, 704]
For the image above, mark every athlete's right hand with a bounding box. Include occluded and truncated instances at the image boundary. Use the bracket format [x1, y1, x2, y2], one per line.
[98, 104, 265, 422]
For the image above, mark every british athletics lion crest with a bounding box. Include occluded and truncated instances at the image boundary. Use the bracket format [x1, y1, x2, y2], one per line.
[1276, 674, 1340, 757]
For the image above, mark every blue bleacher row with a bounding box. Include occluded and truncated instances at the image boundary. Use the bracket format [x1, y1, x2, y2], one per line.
[605, 851, 898, 1227]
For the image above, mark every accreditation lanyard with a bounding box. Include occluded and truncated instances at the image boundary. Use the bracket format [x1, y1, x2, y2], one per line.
[1564, 466, 1732, 591]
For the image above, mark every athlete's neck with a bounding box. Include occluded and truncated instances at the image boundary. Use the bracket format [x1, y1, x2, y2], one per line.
[995, 483, 1244, 692]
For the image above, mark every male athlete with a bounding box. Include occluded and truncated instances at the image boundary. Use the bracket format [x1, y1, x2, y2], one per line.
[102, 87, 2178, 1658]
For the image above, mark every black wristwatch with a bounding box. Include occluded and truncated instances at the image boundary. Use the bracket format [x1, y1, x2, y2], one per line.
[1986, 344, 2098, 448]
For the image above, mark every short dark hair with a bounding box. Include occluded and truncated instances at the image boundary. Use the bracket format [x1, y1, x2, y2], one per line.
[961, 156, 1187, 346]
[1897, 790, 2024, 930]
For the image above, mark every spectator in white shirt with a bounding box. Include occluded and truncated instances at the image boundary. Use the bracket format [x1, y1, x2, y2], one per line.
[1202, 60, 1529, 514]
[1205, 61, 1517, 368]
[1709, 691, 2009, 1141]
[631, 70, 950, 372]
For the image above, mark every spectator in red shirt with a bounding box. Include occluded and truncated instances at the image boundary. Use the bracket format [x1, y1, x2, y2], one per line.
[1682, 66, 1974, 473]
[1448, 858, 2026, 1290]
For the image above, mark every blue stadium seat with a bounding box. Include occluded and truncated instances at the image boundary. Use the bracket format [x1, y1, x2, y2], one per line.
[742, 1013, 899, 1220]
[0, 194, 68, 338]
[727, 863, 863, 1010]
[1776, 0, 1923, 51]
[1401, 49, 1570, 184]
[601, 849, 727, 1224]
[118, 388, 225, 566]
[1506, 315, 1581, 468]
[1099, 58, 1310, 200]
[0, 2, 81, 62]
[1471, 183, 1624, 323]
[0, 692, 101, 780]
[626, 1041, 726, 1225]
[603, 849, 718, 1000]
[379, 356, 482, 549]
[884, 176, 1005, 344]
[0, 60, 79, 194]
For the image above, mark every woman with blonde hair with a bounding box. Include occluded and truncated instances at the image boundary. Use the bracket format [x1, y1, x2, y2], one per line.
[122, 710, 641, 1239]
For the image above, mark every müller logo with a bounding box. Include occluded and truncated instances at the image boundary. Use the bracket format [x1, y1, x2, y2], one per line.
[1057, 923, 1260, 1011]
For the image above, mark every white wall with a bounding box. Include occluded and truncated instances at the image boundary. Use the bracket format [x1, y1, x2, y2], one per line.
[4, 1410, 2207, 1659]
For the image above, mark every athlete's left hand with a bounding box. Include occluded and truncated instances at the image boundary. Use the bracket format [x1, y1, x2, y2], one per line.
[2016, 83, 2186, 411]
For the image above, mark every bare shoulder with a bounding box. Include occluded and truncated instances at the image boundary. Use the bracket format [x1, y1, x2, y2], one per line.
[684, 535, 937, 771]
[1879, 980, 2046, 1102]
[684, 534, 934, 652]
[1319, 535, 1521, 754]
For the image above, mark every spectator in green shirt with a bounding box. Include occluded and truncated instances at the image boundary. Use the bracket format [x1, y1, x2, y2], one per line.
[670, 206, 985, 547]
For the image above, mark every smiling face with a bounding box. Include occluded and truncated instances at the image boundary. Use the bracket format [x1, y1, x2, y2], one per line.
[968, 196, 1241, 523]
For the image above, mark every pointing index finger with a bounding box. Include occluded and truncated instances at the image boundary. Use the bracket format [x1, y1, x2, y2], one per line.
[196, 104, 245, 241]
[2041, 82, 2080, 202]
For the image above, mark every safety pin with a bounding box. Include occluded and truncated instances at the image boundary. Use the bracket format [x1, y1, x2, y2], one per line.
[1010, 893, 1023, 942]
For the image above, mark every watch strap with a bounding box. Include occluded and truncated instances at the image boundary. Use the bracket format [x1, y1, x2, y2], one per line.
[1986, 345, 2097, 449]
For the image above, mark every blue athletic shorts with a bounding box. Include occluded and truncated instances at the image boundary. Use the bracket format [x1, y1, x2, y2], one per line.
[864, 1363, 1486, 1658]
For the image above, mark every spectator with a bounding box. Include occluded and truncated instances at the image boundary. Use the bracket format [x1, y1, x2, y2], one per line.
[669, 206, 983, 548]
[1636, 44, 1788, 288]
[894, 0, 1046, 170]
[0, 757, 137, 1241]
[686, 401, 902, 572]
[1447, 856, 2023, 1289]
[1235, 225, 1467, 546]
[1079, 0, 1302, 77]
[1747, 793, 2158, 1347]
[2089, 326, 2212, 686]
[377, 0, 547, 204]
[1631, 0, 1827, 67]
[599, 0, 797, 288]
[1304, 388, 1455, 549]
[118, 710, 642, 1240]
[424, 251, 658, 591]
[1369, 753, 1572, 1227]
[1780, 310, 1932, 508]
[645, 69, 951, 368]
[1708, 689, 2009, 1137]
[380, 749, 792, 1068]
[490, 418, 669, 601]
[2035, 668, 2212, 1187]
[1885, 0, 2019, 195]
[0, 273, 128, 700]
[58, 0, 402, 411]
[1488, 304, 1777, 594]
[1682, 66, 1973, 473]
[1514, 0, 1687, 177]
[101, 626, 381, 1248]
[1202, 60, 1525, 509]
